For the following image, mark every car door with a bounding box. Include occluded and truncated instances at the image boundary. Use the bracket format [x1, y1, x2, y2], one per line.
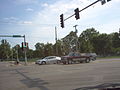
[47, 56, 56, 64]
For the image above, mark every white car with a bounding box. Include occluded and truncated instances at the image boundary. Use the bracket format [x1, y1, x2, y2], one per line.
[35, 56, 61, 65]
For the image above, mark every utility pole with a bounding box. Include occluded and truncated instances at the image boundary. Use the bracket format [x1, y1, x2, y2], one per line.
[73, 25, 78, 52]
[55, 27, 58, 55]
[73, 25, 78, 33]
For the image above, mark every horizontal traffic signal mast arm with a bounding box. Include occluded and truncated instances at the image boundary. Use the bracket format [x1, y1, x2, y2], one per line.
[64, 0, 100, 21]
[60, 0, 112, 28]
[0, 35, 24, 37]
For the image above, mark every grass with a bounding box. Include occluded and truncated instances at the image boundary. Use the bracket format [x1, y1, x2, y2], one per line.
[27, 58, 39, 62]
[97, 56, 120, 59]
[0, 58, 39, 62]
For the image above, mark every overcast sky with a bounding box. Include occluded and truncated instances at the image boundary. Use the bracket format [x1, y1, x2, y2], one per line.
[0, 0, 120, 49]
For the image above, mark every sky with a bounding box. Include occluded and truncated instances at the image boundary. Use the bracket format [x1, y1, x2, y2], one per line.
[0, 0, 120, 49]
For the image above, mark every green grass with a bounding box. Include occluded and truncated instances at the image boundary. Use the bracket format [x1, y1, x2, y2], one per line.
[97, 56, 120, 59]
[1, 58, 39, 62]
[27, 58, 39, 62]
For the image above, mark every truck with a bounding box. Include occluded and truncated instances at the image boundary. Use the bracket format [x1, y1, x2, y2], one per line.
[61, 52, 92, 64]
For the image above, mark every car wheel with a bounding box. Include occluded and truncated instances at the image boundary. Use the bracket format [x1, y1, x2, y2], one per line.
[85, 58, 90, 63]
[57, 60, 61, 64]
[41, 61, 46, 65]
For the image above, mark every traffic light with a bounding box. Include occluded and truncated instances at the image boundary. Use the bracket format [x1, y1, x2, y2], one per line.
[60, 14, 64, 28]
[21, 42, 24, 50]
[101, 0, 106, 5]
[74, 8, 80, 20]
[25, 42, 28, 48]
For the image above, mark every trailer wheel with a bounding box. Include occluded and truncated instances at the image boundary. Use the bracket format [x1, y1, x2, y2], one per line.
[63, 61, 66, 64]
[85, 58, 90, 63]
[68, 59, 73, 64]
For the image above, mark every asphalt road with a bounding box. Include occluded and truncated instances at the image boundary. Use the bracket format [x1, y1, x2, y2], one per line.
[0, 58, 120, 90]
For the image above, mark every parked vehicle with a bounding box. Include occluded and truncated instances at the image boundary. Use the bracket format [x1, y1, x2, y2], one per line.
[61, 52, 91, 64]
[35, 56, 61, 65]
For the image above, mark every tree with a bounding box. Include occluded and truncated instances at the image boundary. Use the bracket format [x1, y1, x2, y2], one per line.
[0, 39, 11, 60]
[12, 44, 21, 60]
[53, 40, 63, 56]
[80, 28, 99, 41]
[34, 43, 45, 58]
[109, 32, 120, 55]
[91, 34, 112, 56]
[112, 32, 120, 48]
[78, 28, 99, 52]
[44, 43, 53, 57]
[26, 49, 34, 59]
[62, 31, 78, 54]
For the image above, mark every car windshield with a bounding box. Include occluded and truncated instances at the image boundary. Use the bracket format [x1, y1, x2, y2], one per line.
[45, 56, 55, 59]
[68, 52, 75, 56]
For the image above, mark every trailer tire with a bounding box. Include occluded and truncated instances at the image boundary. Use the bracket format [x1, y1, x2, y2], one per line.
[85, 58, 90, 63]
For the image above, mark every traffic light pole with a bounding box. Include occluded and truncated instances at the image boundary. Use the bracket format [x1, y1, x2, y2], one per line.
[16, 47, 19, 63]
[0, 35, 27, 65]
[23, 35, 27, 65]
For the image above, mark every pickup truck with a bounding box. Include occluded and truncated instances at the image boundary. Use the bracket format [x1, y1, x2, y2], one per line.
[61, 52, 91, 64]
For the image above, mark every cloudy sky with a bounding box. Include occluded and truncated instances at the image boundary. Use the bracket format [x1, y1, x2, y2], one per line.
[0, 0, 120, 49]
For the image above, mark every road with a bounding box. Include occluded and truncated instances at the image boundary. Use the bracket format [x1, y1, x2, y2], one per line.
[0, 58, 120, 90]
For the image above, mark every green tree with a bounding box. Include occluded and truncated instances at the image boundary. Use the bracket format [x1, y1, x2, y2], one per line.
[34, 43, 44, 58]
[92, 34, 112, 56]
[12, 44, 21, 60]
[109, 32, 120, 55]
[62, 31, 78, 54]
[112, 32, 120, 48]
[26, 49, 34, 59]
[53, 40, 63, 56]
[44, 43, 53, 57]
[78, 28, 99, 52]
[0, 39, 11, 60]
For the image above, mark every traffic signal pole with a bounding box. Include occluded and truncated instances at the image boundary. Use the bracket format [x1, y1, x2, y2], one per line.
[0, 35, 27, 65]
[23, 35, 27, 65]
